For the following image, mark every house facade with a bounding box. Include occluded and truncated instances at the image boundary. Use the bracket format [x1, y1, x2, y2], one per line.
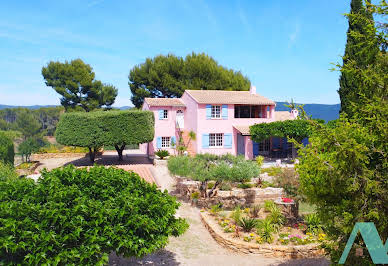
[140, 86, 297, 160]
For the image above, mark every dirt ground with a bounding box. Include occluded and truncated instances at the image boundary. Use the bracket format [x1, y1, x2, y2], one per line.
[35, 152, 330, 266]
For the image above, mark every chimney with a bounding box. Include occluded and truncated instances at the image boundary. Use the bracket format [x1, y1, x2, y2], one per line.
[291, 109, 299, 119]
[250, 85, 257, 94]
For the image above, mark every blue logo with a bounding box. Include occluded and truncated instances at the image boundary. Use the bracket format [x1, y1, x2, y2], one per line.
[339, 222, 388, 264]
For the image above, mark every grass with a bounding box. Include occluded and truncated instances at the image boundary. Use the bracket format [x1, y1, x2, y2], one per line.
[299, 202, 316, 215]
[16, 162, 35, 170]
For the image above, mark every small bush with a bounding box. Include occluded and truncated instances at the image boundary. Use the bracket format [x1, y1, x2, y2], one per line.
[155, 149, 170, 159]
[237, 183, 254, 189]
[210, 204, 222, 215]
[262, 166, 282, 177]
[219, 182, 232, 191]
[304, 213, 322, 235]
[268, 205, 285, 227]
[0, 131, 14, 165]
[274, 168, 301, 201]
[256, 155, 264, 167]
[207, 182, 215, 189]
[19, 138, 40, 162]
[230, 206, 242, 224]
[39, 144, 89, 153]
[264, 200, 276, 212]
[0, 161, 17, 181]
[238, 217, 258, 232]
[191, 191, 200, 200]
[256, 218, 276, 243]
[250, 205, 262, 218]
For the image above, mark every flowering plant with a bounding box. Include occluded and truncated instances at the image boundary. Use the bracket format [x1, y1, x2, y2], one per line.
[281, 197, 294, 203]
[293, 223, 307, 231]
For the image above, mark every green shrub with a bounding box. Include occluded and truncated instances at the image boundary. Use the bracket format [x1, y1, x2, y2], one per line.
[304, 213, 323, 235]
[0, 161, 17, 181]
[237, 183, 253, 189]
[210, 204, 222, 215]
[256, 155, 264, 167]
[267, 205, 285, 227]
[19, 138, 40, 162]
[230, 206, 242, 224]
[264, 200, 276, 212]
[274, 168, 302, 201]
[256, 218, 276, 243]
[249, 204, 262, 218]
[261, 166, 282, 177]
[155, 149, 170, 159]
[167, 156, 191, 177]
[0, 165, 187, 265]
[219, 182, 232, 191]
[0, 131, 14, 165]
[56, 110, 154, 161]
[238, 217, 258, 232]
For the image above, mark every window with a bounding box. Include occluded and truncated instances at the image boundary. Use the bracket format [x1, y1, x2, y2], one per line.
[161, 137, 171, 148]
[209, 133, 223, 147]
[162, 110, 168, 119]
[259, 139, 270, 152]
[234, 105, 263, 118]
[211, 105, 221, 118]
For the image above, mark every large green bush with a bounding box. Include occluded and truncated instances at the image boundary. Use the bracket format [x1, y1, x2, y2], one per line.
[0, 161, 17, 181]
[168, 154, 260, 197]
[0, 131, 14, 165]
[0, 165, 187, 265]
[56, 110, 154, 161]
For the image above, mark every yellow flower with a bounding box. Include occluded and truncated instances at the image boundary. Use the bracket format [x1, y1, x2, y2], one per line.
[250, 233, 255, 237]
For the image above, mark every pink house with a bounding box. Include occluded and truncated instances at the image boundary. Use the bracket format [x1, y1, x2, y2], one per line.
[140, 86, 297, 160]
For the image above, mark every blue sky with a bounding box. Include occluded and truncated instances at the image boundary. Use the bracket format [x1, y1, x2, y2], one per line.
[0, 0, 350, 106]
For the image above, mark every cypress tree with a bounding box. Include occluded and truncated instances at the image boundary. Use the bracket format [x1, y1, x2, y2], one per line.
[338, 0, 379, 116]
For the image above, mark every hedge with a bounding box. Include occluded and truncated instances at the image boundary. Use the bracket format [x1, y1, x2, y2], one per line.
[0, 131, 14, 165]
[0, 165, 188, 265]
[56, 110, 154, 161]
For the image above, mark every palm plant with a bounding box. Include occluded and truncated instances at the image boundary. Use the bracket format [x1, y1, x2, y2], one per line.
[238, 217, 258, 232]
[264, 200, 276, 212]
[256, 218, 276, 243]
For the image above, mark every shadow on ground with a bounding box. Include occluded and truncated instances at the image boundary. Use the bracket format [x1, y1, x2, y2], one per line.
[64, 154, 153, 167]
[274, 258, 330, 266]
[109, 250, 180, 266]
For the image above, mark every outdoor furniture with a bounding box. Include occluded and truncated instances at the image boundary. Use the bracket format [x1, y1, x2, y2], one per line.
[271, 148, 282, 158]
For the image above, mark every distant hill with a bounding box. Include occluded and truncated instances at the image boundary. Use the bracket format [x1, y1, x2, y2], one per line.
[0, 103, 339, 121]
[0, 104, 58, 110]
[275, 102, 340, 121]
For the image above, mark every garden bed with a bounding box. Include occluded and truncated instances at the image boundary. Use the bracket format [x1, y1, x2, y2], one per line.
[200, 211, 325, 259]
[176, 176, 283, 208]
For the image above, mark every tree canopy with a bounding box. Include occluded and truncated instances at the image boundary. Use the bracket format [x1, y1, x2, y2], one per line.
[298, 2, 387, 264]
[0, 165, 188, 265]
[0, 131, 14, 165]
[129, 52, 251, 108]
[55, 110, 154, 161]
[338, 0, 380, 116]
[42, 59, 118, 112]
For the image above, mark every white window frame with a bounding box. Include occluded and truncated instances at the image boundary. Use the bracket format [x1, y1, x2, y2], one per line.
[162, 110, 168, 119]
[161, 136, 171, 148]
[211, 105, 221, 119]
[209, 133, 223, 147]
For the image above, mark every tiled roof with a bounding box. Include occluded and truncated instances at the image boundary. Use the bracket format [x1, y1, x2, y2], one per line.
[185, 90, 275, 105]
[144, 98, 186, 107]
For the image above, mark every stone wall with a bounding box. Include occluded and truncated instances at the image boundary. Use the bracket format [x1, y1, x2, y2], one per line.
[200, 212, 325, 259]
[176, 177, 283, 209]
[31, 153, 87, 160]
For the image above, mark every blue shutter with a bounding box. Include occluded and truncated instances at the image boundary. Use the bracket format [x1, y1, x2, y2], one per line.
[302, 137, 309, 146]
[158, 110, 164, 120]
[206, 105, 212, 119]
[224, 133, 232, 148]
[253, 141, 259, 157]
[171, 136, 176, 147]
[156, 137, 162, 149]
[222, 105, 228, 119]
[202, 134, 209, 148]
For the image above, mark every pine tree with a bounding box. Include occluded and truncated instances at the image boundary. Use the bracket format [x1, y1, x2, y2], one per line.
[338, 0, 379, 116]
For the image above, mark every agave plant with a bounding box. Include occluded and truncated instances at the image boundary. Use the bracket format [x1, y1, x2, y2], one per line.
[238, 217, 258, 232]
[268, 205, 285, 227]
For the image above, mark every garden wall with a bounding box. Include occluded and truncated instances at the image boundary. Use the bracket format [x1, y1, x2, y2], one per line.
[200, 212, 325, 258]
[176, 177, 283, 209]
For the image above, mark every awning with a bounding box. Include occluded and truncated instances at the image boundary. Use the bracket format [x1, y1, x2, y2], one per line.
[233, 125, 251, 136]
